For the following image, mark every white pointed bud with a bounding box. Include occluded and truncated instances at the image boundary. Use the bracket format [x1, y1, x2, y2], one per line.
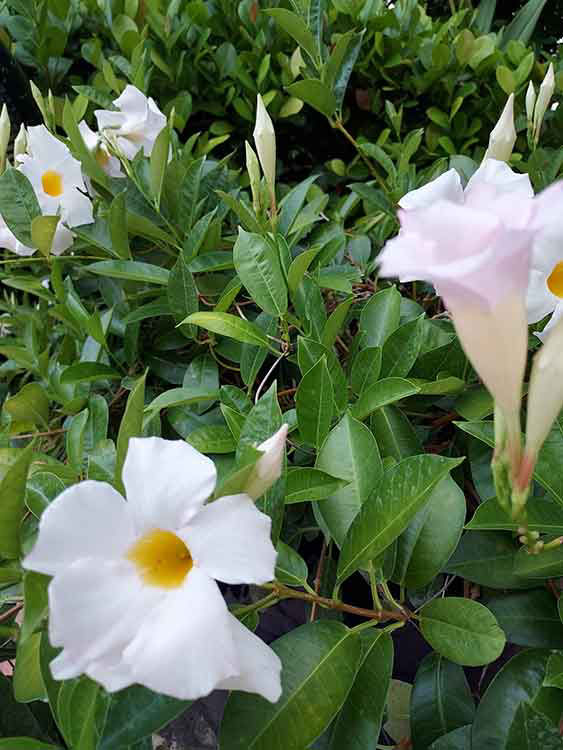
[253, 94, 276, 205]
[526, 81, 536, 123]
[521, 317, 563, 487]
[533, 63, 555, 143]
[245, 140, 261, 214]
[0, 105, 10, 173]
[13, 124, 27, 161]
[244, 424, 288, 501]
[483, 93, 516, 163]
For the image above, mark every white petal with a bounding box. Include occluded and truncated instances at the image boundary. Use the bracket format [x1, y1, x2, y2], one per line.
[61, 187, 94, 227]
[50, 224, 74, 256]
[399, 169, 463, 211]
[124, 568, 237, 700]
[115, 134, 141, 160]
[536, 302, 563, 341]
[0, 220, 34, 256]
[181, 494, 276, 585]
[50, 647, 84, 681]
[465, 159, 533, 199]
[526, 268, 557, 323]
[23, 480, 136, 575]
[86, 649, 135, 692]
[78, 120, 99, 152]
[123, 437, 217, 533]
[217, 614, 282, 703]
[95, 109, 126, 132]
[26, 125, 69, 163]
[448, 293, 528, 418]
[114, 85, 150, 119]
[49, 558, 160, 664]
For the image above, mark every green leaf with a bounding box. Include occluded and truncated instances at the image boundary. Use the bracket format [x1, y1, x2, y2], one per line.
[381, 316, 425, 377]
[285, 467, 348, 504]
[316, 414, 383, 547]
[296, 356, 334, 448]
[411, 653, 475, 750]
[393, 476, 466, 589]
[359, 286, 401, 347]
[264, 9, 319, 64]
[179, 157, 205, 231]
[486, 590, 563, 648]
[63, 97, 108, 187]
[501, 0, 547, 46]
[0, 673, 45, 742]
[233, 229, 288, 317]
[329, 630, 393, 750]
[185, 312, 276, 350]
[0, 742, 62, 750]
[146, 387, 219, 413]
[467, 496, 563, 534]
[115, 373, 146, 494]
[278, 175, 318, 236]
[149, 123, 170, 205]
[4, 383, 49, 428]
[31, 215, 59, 257]
[287, 248, 320, 293]
[286, 79, 337, 118]
[60, 362, 121, 384]
[350, 347, 382, 396]
[321, 297, 353, 351]
[429, 726, 471, 749]
[168, 249, 198, 339]
[445, 530, 533, 589]
[325, 30, 365, 114]
[298, 337, 347, 413]
[13, 633, 44, 703]
[86, 260, 170, 285]
[351, 378, 420, 421]
[0, 443, 34, 558]
[221, 621, 362, 750]
[544, 652, 563, 689]
[419, 598, 505, 667]
[67, 408, 89, 472]
[275, 540, 308, 586]
[507, 701, 563, 749]
[187, 424, 235, 453]
[97, 685, 190, 750]
[513, 545, 563, 579]
[472, 649, 552, 749]
[384, 679, 412, 745]
[20, 571, 48, 643]
[188, 251, 234, 273]
[0, 168, 41, 245]
[109, 192, 131, 259]
[338, 455, 463, 583]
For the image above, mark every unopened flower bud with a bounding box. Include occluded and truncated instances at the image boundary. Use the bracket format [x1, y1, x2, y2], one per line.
[253, 94, 276, 207]
[525, 81, 536, 123]
[483, 93, 516, 163]
[13, 124, 27, 161]
[245, 424, 288, 501]
[245, 140, 261, 214]
[0, 105, 10, 173]
[533, 62, 555, 143]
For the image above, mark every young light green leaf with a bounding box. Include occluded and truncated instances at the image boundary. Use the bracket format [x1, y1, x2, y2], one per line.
[360, 286, 401, 347]
[115, 373, 146, 494]
[286, 467, 348, 504]
[0, 167, 41, 245]
[4, 383, 49, 428]
[264, 9, 320, 65]
[286, 79, 337, 118]
[233, 229, 288, 317]
[351, 378, 420, 421]
[185, 312, 277, 350]
[31, 215, 59, 257]
[86, 260, 170, 285]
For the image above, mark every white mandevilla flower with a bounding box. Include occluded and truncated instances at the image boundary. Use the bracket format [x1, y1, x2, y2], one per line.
[17, 125, 94, 255]
[23, 436, 283, 702]
[378, 159, 540, 464]
[78, 120, 124, 178]
[95, 85, 167, 160]
[483, 94, 516, 163]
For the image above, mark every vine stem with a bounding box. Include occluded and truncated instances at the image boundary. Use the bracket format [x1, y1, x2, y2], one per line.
[0, 603, 23, 625]
[264, 582, 412, 622]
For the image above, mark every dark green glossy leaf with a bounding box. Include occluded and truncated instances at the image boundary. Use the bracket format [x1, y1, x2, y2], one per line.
[486, 589, 563, 648]
[296, 356, 333, 448]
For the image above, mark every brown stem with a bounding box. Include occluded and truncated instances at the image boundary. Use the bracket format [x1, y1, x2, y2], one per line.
[268, 583, 411, 622]
[310, 539, 327, 622]
[12, 427, 67, 439]
[0, 603, 23, 625]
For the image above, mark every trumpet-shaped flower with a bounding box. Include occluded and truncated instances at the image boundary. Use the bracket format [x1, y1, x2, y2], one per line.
[95, 85, 167, 160]
[379, 160, 537, 458]
[483, 94, 516, 163]
[24, 437, 282, 702]
[78, 121, 124, 178]
[17, 125, 94, 255]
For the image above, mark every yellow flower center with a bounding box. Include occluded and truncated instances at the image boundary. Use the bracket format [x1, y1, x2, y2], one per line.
[41, 170, 63, 197]
[547, 262, 563, 299]
[127, 529, 193, 588]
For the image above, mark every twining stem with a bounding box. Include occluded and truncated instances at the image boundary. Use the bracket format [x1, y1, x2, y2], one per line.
[231, 592, 278, 617]
[0, 602, 23, 625]
[332, 119, 389, 194]
[368, 562, 382, 611]
[264, 582, 412, 622]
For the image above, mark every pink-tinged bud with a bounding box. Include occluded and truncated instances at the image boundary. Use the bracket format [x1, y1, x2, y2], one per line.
[245, 424, 288, 500]
[483, 94, 516, 163]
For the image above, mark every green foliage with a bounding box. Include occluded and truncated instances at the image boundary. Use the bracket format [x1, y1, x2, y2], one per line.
[0, 0, 562, 748]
